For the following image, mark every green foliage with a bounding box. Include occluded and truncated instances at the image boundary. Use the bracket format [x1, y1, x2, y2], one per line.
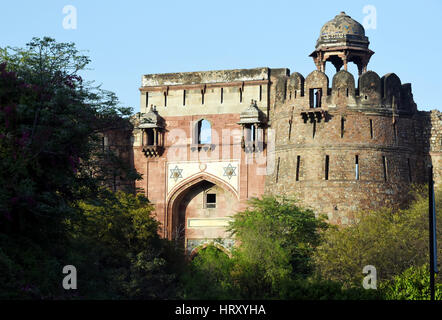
[381, 264, 442, 300]
[227, 196, 328, 299]
[0, 38, 162, 299]
[0, 37, 139, 242]
[68, 190, 182, 299]
[0, 234, 64, 299]
[280, 277, 383, 300]
[180, 197, 332, 300]
[314, 186, 442, 287]
[180, 245, 237, 300]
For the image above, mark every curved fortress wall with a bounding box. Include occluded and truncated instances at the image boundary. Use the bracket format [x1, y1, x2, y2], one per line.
[265, 68, 437, 224]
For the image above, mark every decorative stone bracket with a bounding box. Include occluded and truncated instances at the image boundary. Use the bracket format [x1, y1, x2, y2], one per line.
[142, 145, 164, 157]
[300, 109, 329, 123]
[190, 144, 216, 152]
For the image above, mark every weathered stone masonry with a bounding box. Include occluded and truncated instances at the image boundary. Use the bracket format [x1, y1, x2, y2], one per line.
[109, 12, 441, 253]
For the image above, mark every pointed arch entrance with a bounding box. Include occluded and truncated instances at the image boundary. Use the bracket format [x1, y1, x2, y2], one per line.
[166, 173, 239, 253]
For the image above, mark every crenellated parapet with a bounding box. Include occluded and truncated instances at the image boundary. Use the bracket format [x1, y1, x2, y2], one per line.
[269, 69, 418, 115]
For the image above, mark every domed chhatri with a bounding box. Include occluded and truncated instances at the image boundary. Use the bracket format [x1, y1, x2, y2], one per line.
[317, 11, 368, 49]
[310, 11, 374, 75]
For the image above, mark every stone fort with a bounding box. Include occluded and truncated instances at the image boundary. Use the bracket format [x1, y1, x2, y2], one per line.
[110, 12, 442, 256]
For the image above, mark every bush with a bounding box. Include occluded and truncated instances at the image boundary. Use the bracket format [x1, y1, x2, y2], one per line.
[314, 187, 442, 286]
[381, 264, 442, 300]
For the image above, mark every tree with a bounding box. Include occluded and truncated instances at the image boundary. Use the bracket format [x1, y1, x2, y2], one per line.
[314, 187, 442, 287]
[179, 244, 236, 300]
[0, 37, 143, 299]
[71, 190, 181, 299]
[226, 196, 328, 299]
[0, 37, 139, 241]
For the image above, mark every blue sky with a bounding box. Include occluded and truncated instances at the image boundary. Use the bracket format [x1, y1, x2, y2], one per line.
[1, 0, 441, 112]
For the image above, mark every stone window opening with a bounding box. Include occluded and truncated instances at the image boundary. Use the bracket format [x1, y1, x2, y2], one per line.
[325, 155, 330, 180]
[296, 155, 300, 181]
[164, 92, 167, 107]
[341, 117, 345, 138]
[102, 135, 108, 152]
[276, 157, 280, 183]
[220, 88, 223, 104]
[259, 85, 262, 101]
[145, 92, 149, 109]
[142, 128, 163, 149]
[196, 119, 212, 145]
[183, 90, 186, 106]
[201, 90, 205, 105]
[205, 193, 216, 209]
[355, 155, 360, 180]
[393, 122, 397, 144]
[239, 88, 243, 103]
[312, 120, 317, 138]
[245, 124, 256, 143]
[310, 88, 322, 108]
[370, 119, 374, 139]
[382, 156, 388, 182]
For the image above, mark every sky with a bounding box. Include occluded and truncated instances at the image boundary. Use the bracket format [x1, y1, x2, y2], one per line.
[1, 0, 441, 112]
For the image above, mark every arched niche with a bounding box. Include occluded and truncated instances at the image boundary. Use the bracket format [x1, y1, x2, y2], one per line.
[189, 242, 232, 260]
[166, 173, 239, 241]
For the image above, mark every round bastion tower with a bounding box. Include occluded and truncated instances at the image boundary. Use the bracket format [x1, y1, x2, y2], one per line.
[264, 12, 430, 224]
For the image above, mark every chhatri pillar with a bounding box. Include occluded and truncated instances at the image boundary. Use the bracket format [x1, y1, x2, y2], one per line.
[309, 12, 374, 75]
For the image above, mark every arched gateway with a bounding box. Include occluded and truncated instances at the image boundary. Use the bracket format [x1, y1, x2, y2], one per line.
[166, 174, 239, 255]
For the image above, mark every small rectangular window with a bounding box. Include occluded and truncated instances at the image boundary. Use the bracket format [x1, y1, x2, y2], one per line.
[310, 88, 322, 108]
[220, 88, 223, 104]
[325, 155, 329, 180]
[370, 119, 374, 139]
[296, 155, 300, 181]
[393, 122, 397, 143]
[145, 92, 149, 109]
[355, 155, 359, 180]
[259, 85, 262, 101]
[341, 117, 345, 138]
[206, 193, 216, 208]
[164, 92, 167, 107]
[183, 90, 186, 106]
[276, 157, 280, 183]
[382, 156, 388, 182]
